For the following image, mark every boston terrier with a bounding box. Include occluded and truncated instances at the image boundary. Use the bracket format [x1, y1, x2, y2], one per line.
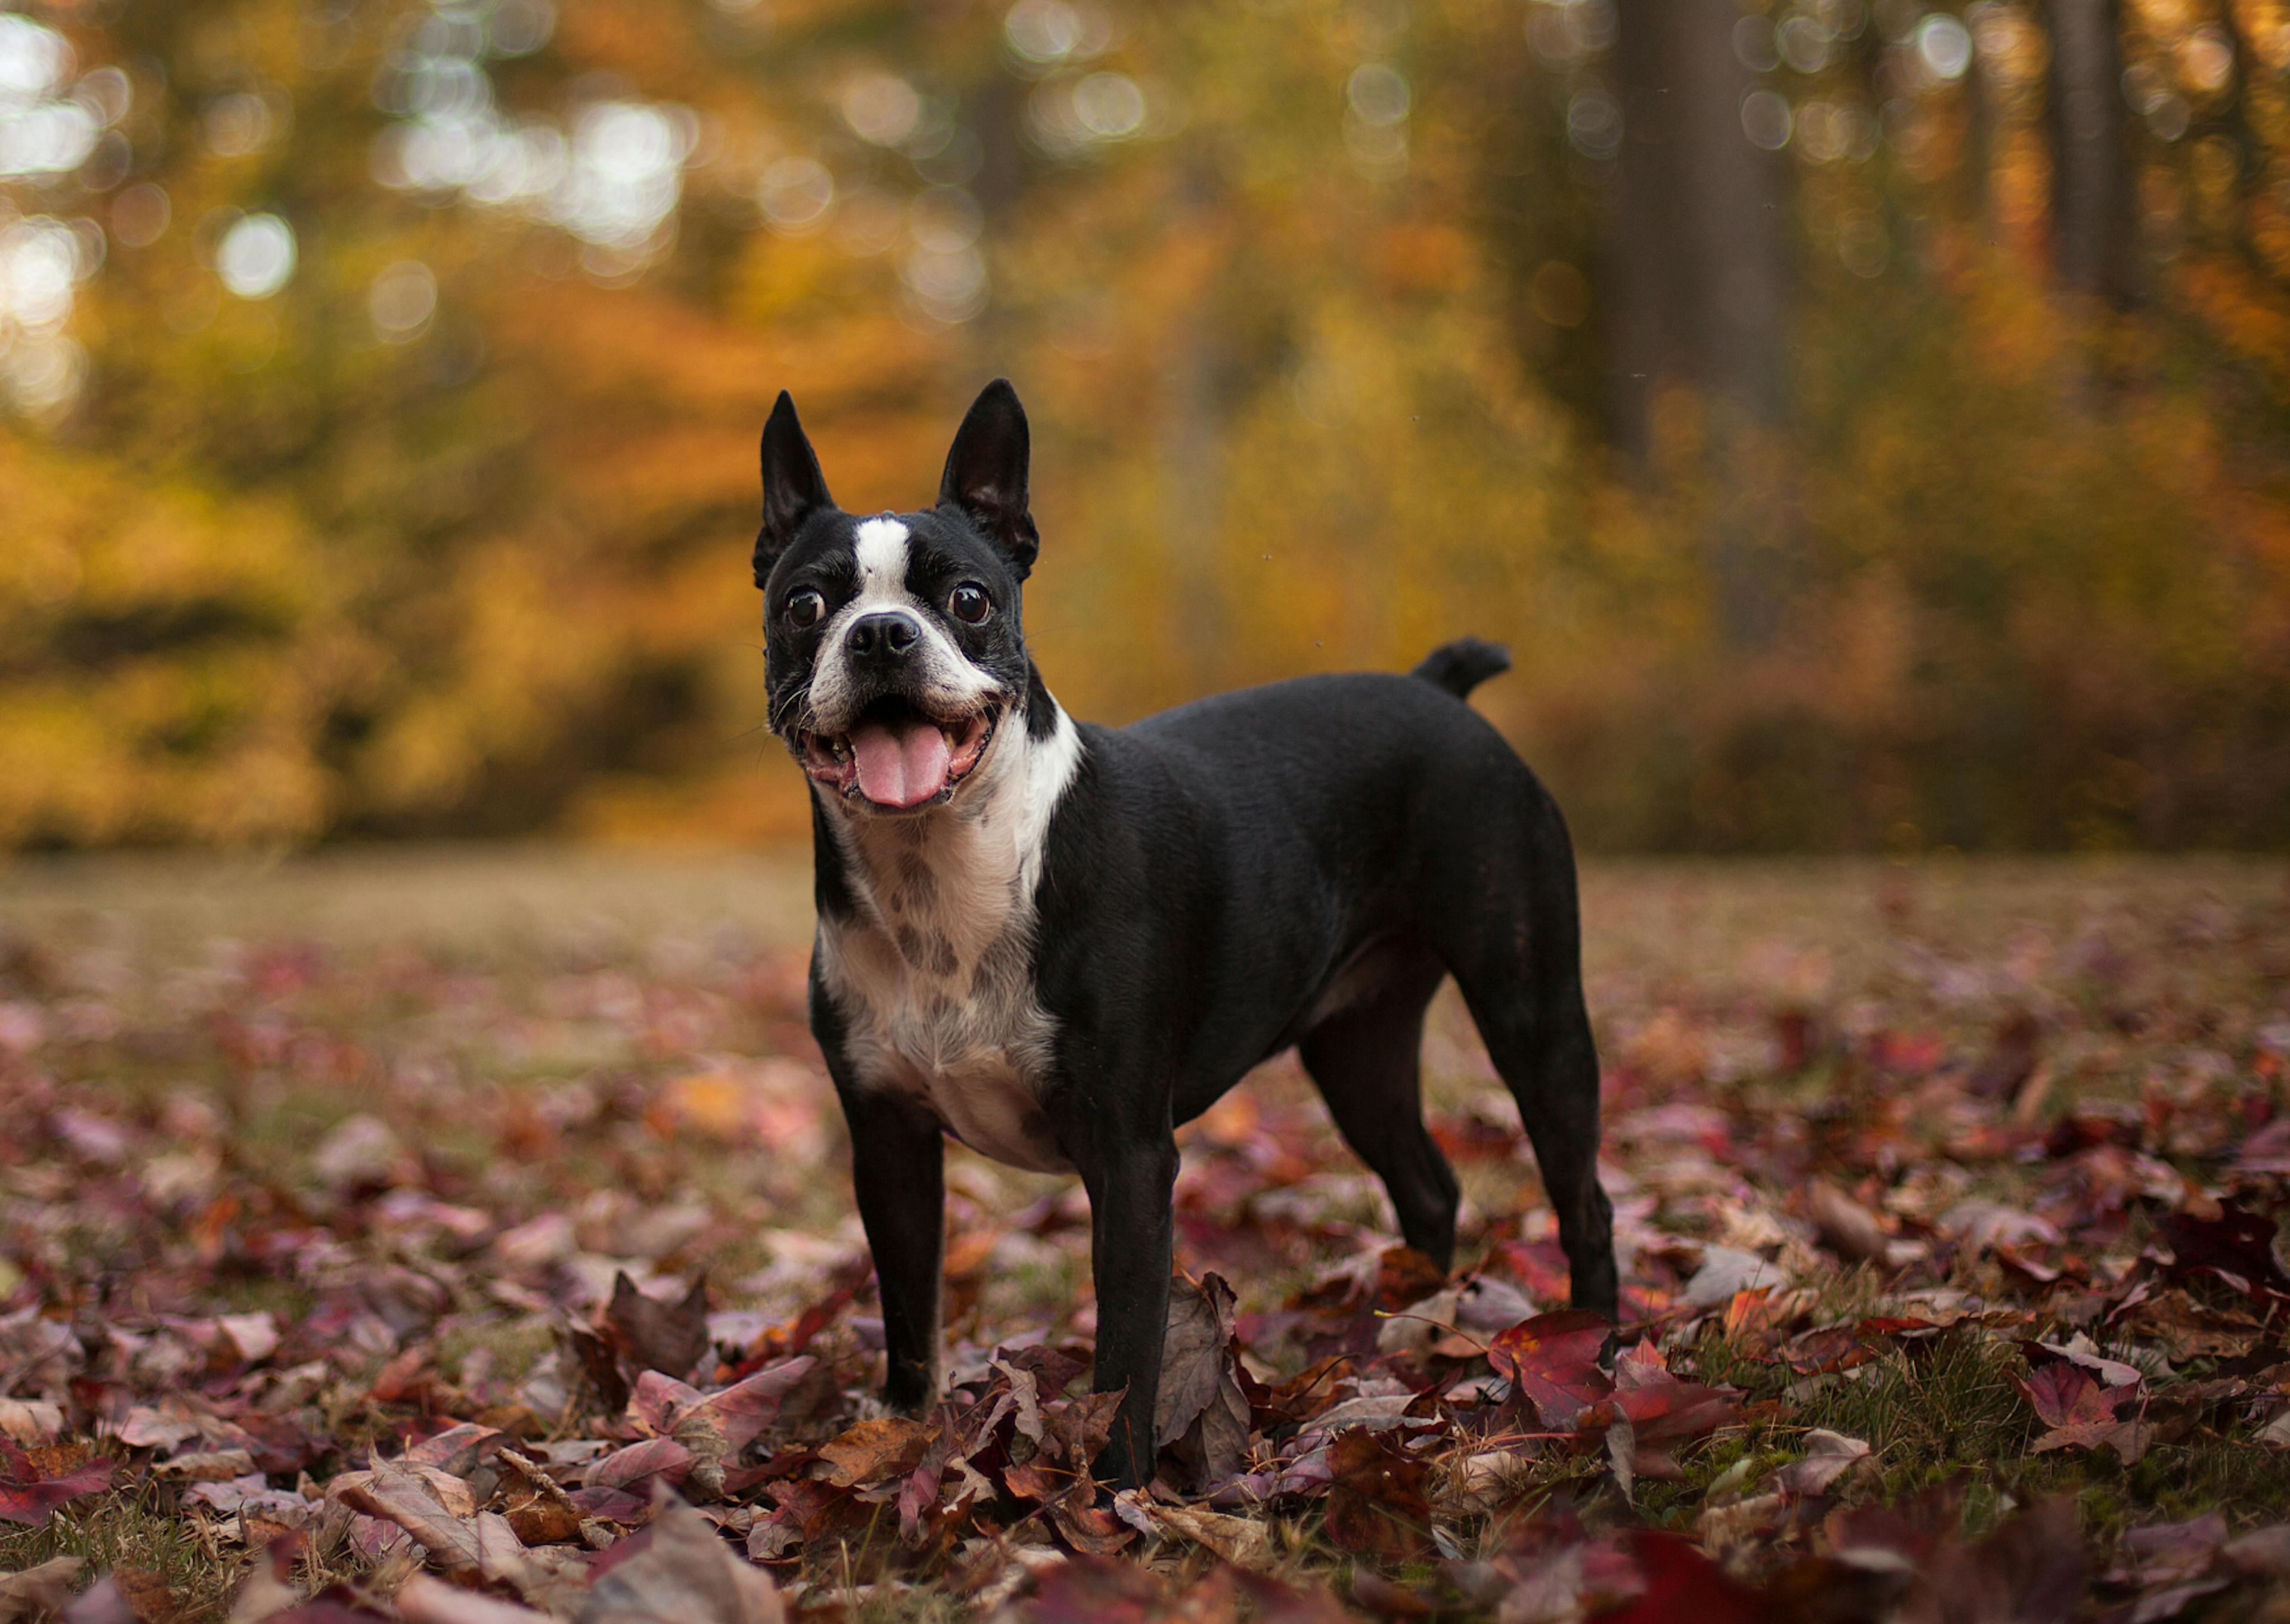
[753, 379, 1616, 1487]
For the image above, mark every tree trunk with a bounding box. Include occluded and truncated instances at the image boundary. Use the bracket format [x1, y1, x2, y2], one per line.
[2047, 0, 2140, 304]
[1607, 0, 1791, 644]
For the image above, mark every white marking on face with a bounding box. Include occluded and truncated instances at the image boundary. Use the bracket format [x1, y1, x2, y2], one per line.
[852, 516, 909, 603]
[818, 691, 1085, 1176]
[805, 515, 998, 734]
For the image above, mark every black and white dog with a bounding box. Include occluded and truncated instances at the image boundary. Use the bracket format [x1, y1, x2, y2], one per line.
[754, 380, 1616, 1487]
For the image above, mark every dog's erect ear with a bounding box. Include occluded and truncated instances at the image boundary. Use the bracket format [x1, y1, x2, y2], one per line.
[756, 390, 834, 586]
[937, 379, 1039, 579]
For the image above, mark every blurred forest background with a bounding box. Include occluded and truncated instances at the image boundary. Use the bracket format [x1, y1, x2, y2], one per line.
[2, 0, 2288, 854]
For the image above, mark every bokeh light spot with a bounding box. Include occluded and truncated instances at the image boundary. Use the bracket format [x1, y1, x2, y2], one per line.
[1914, 13, 1972, 81]
[216, 213, 297, 299]
[370, 259, 438, 340]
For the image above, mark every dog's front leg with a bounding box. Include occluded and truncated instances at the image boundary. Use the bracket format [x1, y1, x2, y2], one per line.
[1072, 1124, 1178, 1489]
[840, 1085, 947, 1411]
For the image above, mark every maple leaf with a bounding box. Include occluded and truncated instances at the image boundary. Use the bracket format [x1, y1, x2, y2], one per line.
[1487, 1311, 1614, 1429]
[0, 1439, 115, 1527]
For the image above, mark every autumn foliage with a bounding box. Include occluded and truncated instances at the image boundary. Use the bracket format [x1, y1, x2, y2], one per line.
[0, 0, 2287, 851]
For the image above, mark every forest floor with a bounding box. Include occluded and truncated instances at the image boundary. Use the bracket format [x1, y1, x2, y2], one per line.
[0, 848, 2286, 1623]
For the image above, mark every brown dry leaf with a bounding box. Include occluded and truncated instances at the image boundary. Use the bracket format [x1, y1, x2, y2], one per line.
[575, 1492, 784, 1624]
[815, 1415, 934, 1489]
[339, 1460, 567, 1598]
[497, 1449, 583, 1546]
[1152, 1502, 1275, 1569]
[607, 1273, 710, 1380]
[0, 1560, 81, 1624]
[1155, 1271, 1251, 1490]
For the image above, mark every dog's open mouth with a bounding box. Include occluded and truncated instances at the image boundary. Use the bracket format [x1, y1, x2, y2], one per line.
[802, 698, 998, 811]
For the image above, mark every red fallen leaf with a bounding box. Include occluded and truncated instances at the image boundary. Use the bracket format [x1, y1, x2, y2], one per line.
[1323, 1427, 1432, 1560]
[584, 1436, 694, 1493]
[629, 1358, 822, 1497]
[895, 1416, 964, 1547]
[2012, 1363, 2152, 1462]
[1854, 1316, 1941, 1338]
[1601, 1530, 1765, 1623]
[1596, 1377, 1741, 1448]
[0, 1439, 116, 1526]
[1488, 1311, 1613, 1428]
[568, 1484, 649, 1524]
[1783, 1327, 1877, 1375]
[2016, 1363, 2116, 1431]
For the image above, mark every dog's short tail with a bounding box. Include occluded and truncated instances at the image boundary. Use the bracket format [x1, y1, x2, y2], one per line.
[1412, 637, 1512, 699]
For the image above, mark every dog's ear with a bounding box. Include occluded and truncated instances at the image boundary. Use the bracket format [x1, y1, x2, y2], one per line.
[937, 378, 1039, 579]
[756, 390, 834, 586]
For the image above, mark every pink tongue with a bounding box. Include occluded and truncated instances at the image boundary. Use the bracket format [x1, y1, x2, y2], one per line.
[850, 718, 951, 808]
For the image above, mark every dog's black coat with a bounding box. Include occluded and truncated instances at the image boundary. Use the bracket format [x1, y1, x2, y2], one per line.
[754, 381, 1616, 1487]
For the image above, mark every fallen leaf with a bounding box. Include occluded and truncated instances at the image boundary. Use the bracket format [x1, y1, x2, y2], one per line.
[1774, 1429, 1870, 1496]
[607, 1273, 711, 1381]
[0, 1439, 115, 1527]
[576, 1491, 784, 1624]
[1152, 1501, 1274, 1569]
[1322, 1427, 1431, 1560]
[0, 1560, 81, 1624]
[1154, 1270, 1251, 1490]
[814, 1415, 933, 1489]
[1488, 1310, 1613, 1428]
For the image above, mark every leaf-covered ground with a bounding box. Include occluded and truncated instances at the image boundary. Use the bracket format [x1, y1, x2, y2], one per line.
[1, 851, 2286, 1623]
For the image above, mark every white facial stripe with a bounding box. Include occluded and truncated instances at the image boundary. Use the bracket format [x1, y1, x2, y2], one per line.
[852, 517, 911, 606]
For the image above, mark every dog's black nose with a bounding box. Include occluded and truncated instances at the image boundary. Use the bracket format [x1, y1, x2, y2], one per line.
[846, 610, 920, 662]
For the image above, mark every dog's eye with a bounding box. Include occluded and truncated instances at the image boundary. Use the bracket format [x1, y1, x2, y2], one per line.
[785, 588, 824, 629]
[949, 583, 991, 624]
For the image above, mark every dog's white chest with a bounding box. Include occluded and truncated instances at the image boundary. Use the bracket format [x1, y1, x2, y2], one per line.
[813, 706, 1084, 1175]
[822, 914, 1070, 1173]
[815, 762, 1080, 1173]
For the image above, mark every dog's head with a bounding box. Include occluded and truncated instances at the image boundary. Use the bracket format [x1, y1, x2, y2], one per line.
[754, 379, 1041, 816]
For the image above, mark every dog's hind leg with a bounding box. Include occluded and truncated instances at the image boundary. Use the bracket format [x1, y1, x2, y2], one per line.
[1298, 952, 1461, 1272]
[1432, 832, 1619, 1322]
